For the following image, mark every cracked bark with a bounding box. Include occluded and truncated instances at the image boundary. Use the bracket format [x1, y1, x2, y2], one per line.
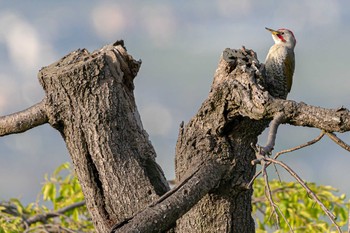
[1, 42, 350, 232]
[38, 43, 169, 232]
[174, 48, 270, 232]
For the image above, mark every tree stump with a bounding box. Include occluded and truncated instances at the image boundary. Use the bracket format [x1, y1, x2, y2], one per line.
[38, 42, 169, 232]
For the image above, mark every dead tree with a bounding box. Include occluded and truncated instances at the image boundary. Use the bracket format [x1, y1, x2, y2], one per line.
[1, 41, 350, 233]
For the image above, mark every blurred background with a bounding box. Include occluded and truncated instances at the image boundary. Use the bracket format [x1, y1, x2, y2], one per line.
[0, 0, 350, 204]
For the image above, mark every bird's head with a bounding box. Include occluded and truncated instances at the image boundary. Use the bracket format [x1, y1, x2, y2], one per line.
[266, 27, 296, 49]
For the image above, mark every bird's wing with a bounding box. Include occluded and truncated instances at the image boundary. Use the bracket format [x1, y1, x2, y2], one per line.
[284, 50, 295, 92]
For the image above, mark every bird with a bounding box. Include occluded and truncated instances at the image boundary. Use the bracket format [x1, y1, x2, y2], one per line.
[264, 27, 296, 99]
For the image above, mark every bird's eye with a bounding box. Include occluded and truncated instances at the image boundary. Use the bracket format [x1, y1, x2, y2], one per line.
[281, 32, 284, 35]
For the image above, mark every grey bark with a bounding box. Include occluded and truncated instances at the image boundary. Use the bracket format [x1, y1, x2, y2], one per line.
[0, 100, 47, 136]
[1, 42, 350, 232]
[174, 48, 269, 232]
[112, 158, 228, 233]
[37, 43, 169, 232]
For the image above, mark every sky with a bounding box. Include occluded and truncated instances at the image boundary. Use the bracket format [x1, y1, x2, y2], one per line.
[1, 1, 350, 206]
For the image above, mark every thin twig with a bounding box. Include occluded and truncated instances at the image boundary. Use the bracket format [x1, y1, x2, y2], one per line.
[261, 160, 295, 232]
[326, 132, 350, 152]
[272, 163, 281, 183]
[273, 131, 325, 160]
[25, 201, 86, 225]
[265, 158, 342, 233]
[247, 171, 261, 189]
[248, 131, 325, 188]
[262, 161, 280, 227]
[252, 186, 297, 204]
[274, 204, 294, 233]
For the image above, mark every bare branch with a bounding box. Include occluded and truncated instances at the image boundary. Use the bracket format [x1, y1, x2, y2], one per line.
[270, 100, 350, 133]
[260, 112, 285, 156]
[258, 159, 294, 232]
[110, 158, 229, 233]
[252, 186, 297, 204]
[265, 158, 342, 233]
[247, 171, 261, 189]
[0, 99, 48, 136]
[326, 132, 350, 152]
[251, 112, 286, 188]
[251, 112, 285, 165]
[273, 131, 325, 160]
[248, 131, 325, 188]
[25, 201, 86, 225]
[251, 131, 342, 231]
[262, 161, 280, 227]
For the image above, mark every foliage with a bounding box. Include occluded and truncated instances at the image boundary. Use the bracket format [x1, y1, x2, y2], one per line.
[0, 162, 94, 233]
[253, 178, 348, 233]
[1, 162, 349, 232]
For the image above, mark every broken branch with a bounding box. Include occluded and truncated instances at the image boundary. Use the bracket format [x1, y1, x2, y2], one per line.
[0, 99, 47, 136]
[110, 158, 229, 233]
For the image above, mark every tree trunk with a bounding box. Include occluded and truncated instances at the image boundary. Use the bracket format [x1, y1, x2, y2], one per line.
[38, 42, 169, 232]
[175, 49, 270, 232]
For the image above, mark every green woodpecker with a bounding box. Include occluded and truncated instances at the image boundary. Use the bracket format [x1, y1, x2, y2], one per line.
[264, 27, 296, 99]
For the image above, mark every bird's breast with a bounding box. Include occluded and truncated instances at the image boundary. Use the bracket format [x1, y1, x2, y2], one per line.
[264, 45, 295, 98]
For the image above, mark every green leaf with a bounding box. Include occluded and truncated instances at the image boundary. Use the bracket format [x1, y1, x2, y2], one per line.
[53, 162, 70, 177]
[9, 198, 24, 215]
[42, 182, 56, 202]
[72, 208, 79, 221]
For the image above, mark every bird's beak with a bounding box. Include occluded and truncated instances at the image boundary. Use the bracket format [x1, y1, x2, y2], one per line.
[265, 27, 279, 35]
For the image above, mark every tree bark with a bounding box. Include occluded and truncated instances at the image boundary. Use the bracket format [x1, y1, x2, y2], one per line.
[174, 48, 269, 232]
[38, 42, 169, 232]
[0, 100, 47, 136]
